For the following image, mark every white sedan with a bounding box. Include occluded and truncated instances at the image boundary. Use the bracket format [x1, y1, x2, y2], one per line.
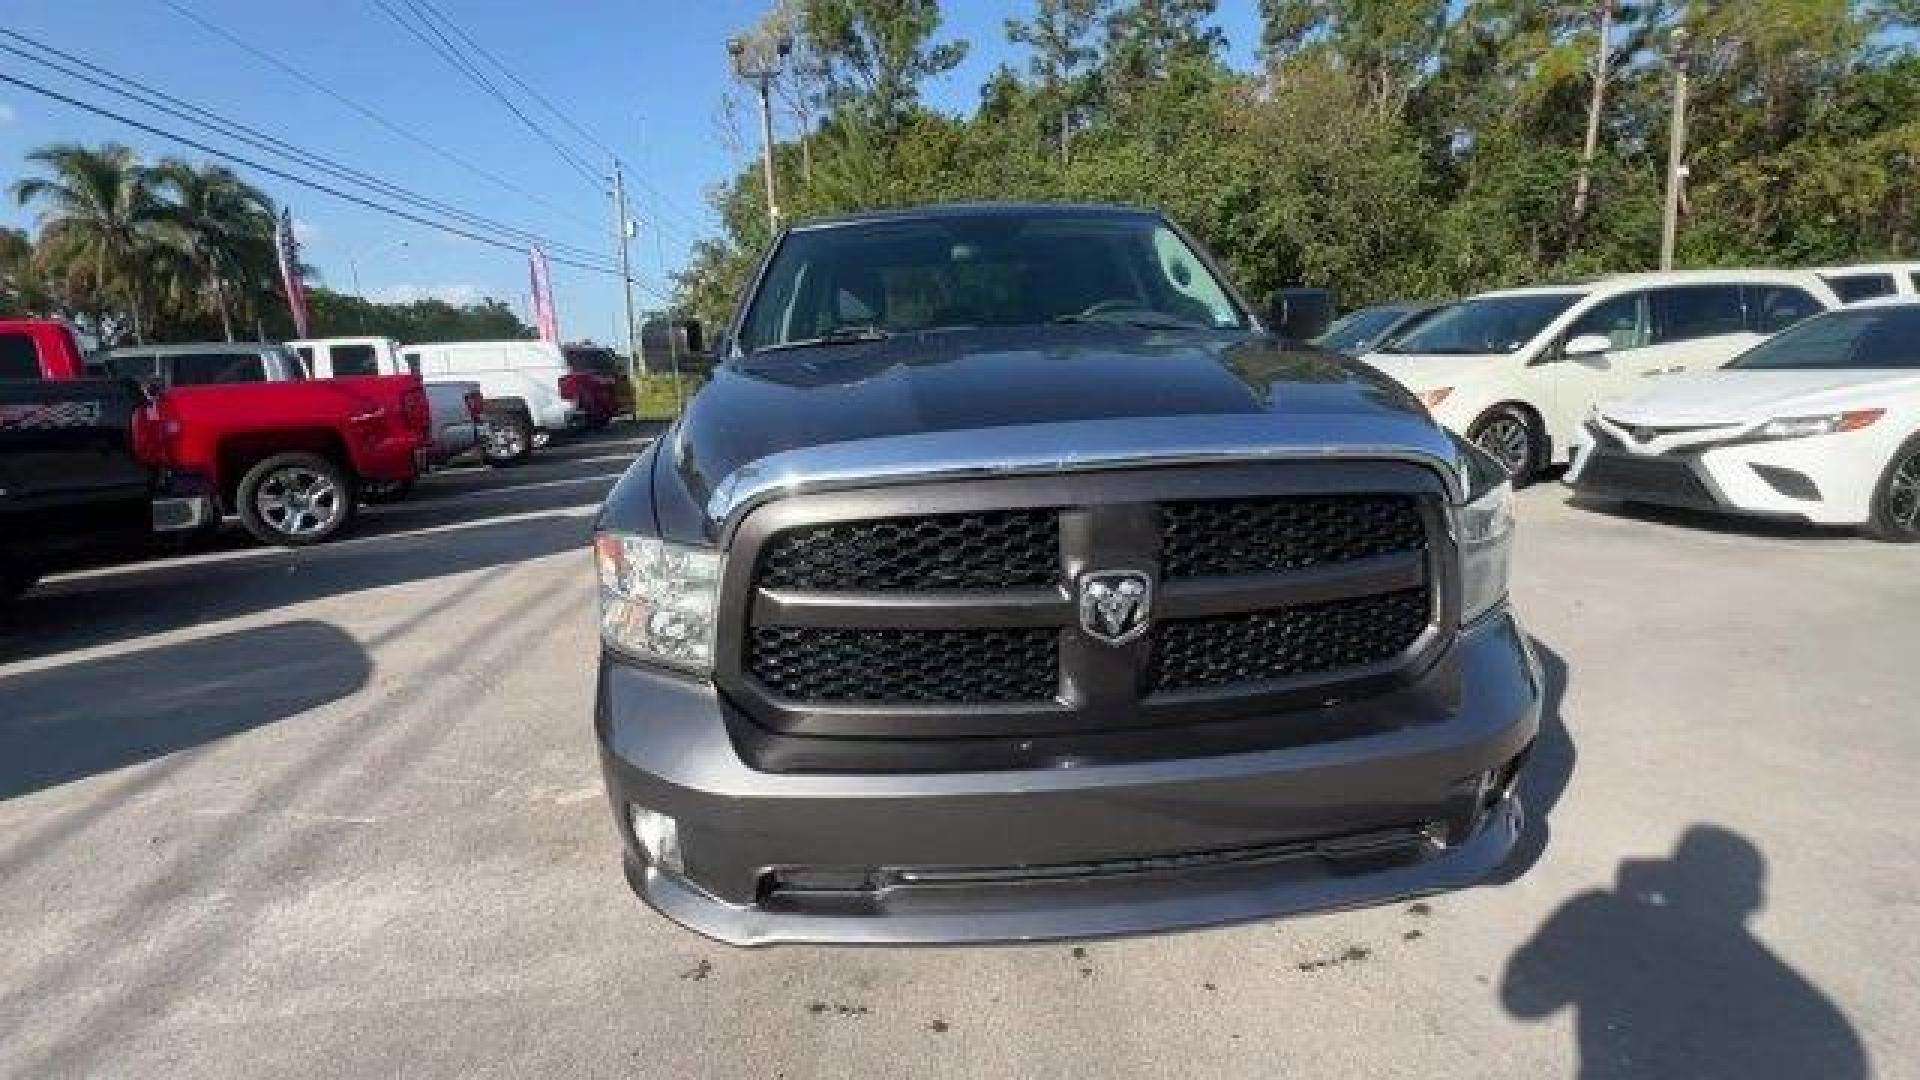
[1567, 299, 1920, 541]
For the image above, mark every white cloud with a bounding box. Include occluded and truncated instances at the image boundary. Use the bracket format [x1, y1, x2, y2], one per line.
[291, 216, 321, 244]
[0, 102, 16, 127]
[367, 282, 486, 306]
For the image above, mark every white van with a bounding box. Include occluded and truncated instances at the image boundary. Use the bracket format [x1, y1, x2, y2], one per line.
[1817, 263, 1920, 305]
[398, 340, 592, 460]
[1362, 269, 1840, 482]
[288, 336, 486, 474]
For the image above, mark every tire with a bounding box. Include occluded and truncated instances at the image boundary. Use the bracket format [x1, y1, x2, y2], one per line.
[483, 409, 533, 467]
[1470, 405, 1542, 485]
[1867, 435, 1920, 542]
[360, 477, 416, 504]
[236, 452, 355, 547]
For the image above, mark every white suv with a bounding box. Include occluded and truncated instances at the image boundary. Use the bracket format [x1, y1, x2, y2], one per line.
[1362, 270, 1839, 482]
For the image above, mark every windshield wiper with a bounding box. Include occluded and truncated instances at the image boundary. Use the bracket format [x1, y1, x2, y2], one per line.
[752, 327, 891, 354]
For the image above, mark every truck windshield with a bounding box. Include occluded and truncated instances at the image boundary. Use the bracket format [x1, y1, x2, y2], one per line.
[1382, 293, 1580, 355]
[737, 211, 1247, 353]
[1727, 306, 1920, 370]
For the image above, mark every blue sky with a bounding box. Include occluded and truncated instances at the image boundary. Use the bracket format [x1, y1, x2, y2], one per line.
[1, 1, 1262, 345]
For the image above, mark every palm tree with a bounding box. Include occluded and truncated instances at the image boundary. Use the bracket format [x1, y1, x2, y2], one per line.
[152, 159, 277, 341]
[11, 143, 166, 344]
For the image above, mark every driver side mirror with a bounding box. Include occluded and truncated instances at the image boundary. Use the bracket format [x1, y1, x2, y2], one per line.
[1563, 333, 1613, 360]
[1266, 288, 1334, 342]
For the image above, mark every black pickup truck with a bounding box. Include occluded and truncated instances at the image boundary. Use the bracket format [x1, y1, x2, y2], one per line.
[589, 203, 1541, 945]
[1, 319, 211, 600]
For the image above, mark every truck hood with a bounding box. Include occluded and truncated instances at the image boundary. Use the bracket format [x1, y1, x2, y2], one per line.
[1602, 369, 1920, 426]
[632, 326, 1467, 542]
[1360, 352, 1504, 393]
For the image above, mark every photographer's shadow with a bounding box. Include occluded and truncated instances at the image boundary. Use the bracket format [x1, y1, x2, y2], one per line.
[1502, 825, 1866, 1079]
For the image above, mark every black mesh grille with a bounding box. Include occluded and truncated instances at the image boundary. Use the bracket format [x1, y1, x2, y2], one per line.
[749, 625, 1059, 703]
[1577, 454, 1718, 510]
[756, 509, 1058, 591]
[1160, 495, 1426, 578]
[1148, 589, 1430, 692]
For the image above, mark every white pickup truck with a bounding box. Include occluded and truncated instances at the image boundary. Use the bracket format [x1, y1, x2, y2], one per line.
[289, 337, 501, 486]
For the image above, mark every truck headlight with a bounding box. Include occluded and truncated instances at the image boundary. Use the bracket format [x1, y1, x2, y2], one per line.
[593, 532, 721, 673]
[1451, 440, 1515, 625]
[1753, 409, 1882, 441]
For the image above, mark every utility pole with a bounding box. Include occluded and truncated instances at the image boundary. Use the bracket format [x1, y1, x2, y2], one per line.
[729, 34, 791, 234]
[1571, 0, 1613, 223]
[1660, 25, 1690, 272]
[612, 160, 644, 382]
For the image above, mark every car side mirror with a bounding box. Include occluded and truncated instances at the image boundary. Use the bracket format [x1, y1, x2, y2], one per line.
[1266, 288, 1334, 342]
[1563, 333, 1613, 360]
[679, 319, 706, 356]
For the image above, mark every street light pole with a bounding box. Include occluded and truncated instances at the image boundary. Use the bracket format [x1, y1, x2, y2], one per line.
[729, 34, 791, 235]
[1660, 25, 1690, 272]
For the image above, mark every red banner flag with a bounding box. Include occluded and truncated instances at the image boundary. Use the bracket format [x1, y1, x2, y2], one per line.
[276, 209, 310, 338]
[528, 245, 559, 343]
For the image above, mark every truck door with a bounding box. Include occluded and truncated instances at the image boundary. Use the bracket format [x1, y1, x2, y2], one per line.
[0, 368, 153, 552]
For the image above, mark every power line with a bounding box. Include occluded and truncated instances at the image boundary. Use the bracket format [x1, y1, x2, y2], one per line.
[398, 0, 711, 244]
[412, 0, 617, 162]
[372, 0, 608, 194]
[0, 71, 624, 279]
[0, 30, 610, 265]
[159, 0, 603, 237]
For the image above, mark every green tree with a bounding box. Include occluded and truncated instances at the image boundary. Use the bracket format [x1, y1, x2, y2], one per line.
[11, 142, 165, 344]
[802, 0, 969, 133]
[150, 159, 278, 342]
[1006, 0, 1109, 164]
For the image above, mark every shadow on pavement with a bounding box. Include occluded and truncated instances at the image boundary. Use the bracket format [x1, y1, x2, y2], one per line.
[0, 509, 595, 662]
[1489, 637, 1571, 884]
[1503, 824, 1867, 1079]
[0, 620, 370, 801]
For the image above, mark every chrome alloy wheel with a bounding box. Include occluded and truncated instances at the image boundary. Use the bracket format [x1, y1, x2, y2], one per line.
[255, 466, 344, 537]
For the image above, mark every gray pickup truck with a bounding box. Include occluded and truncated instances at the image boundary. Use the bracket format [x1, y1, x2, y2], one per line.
[590, 202, 1540, 945]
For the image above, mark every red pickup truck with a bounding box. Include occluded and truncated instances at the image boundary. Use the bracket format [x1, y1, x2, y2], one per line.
[4, 320, 432, 551]
[139, 373, 431, 545]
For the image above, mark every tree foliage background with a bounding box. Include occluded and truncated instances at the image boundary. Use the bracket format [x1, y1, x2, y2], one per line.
[679, 0, 1919, 328]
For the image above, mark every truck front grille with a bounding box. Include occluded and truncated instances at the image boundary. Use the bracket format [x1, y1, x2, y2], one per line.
[748, 625, 1059, 703]
[755, 508, 1058, 591]
[1161, 495, 1426, 578]
[724, 465, 1449, 737]
[1148, 588, 1431, 692]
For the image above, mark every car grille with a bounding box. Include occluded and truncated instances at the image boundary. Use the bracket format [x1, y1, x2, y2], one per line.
[1578, 453, 1718, 509]
[737, 476, 1439, 714]
[1149, 589, 1432, 692]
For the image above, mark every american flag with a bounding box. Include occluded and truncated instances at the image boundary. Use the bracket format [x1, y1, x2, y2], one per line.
[276, 208, 310, 338]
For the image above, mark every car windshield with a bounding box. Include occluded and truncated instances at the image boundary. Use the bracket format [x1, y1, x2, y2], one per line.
[737, 211, 1247, 353]
[1316, 306, 1412, 353]
[1383, 293, 1580, 355]
[1726, 306, 1920, 370]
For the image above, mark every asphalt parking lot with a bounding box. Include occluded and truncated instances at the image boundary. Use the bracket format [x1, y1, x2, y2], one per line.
[2, 422, 1915, 1079]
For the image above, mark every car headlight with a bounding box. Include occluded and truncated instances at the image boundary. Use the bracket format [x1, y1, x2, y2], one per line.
[1450, 438, 1515, 625]
[1752, 409, 1883, 441]
[593, 532, 721, 673]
